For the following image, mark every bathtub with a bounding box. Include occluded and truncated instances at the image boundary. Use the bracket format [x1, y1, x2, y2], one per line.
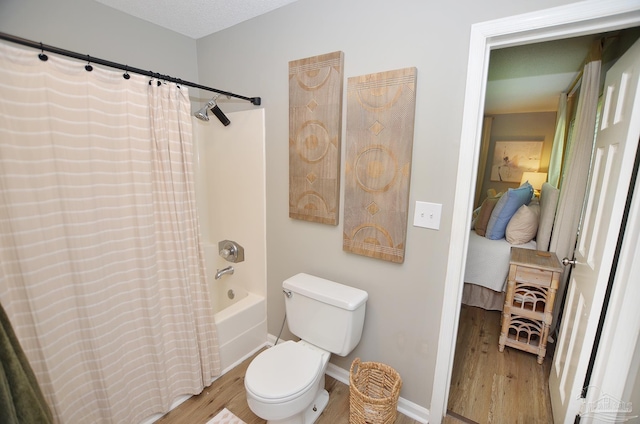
[202, 242, 267, 372]
[213, 289, 267, 373]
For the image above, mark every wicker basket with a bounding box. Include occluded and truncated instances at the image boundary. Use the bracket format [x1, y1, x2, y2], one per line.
[349, 358, 402, 424]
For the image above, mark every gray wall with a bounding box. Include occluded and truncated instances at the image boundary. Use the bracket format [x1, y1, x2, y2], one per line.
[1, 0, 579, 412]
[194, 0, 575, 408]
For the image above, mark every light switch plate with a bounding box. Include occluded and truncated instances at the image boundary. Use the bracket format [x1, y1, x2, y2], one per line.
[413, 201, 442, 230]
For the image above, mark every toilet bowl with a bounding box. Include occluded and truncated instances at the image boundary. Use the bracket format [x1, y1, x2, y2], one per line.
[244, 273, 368, 424]
[245, 341, 330, 424]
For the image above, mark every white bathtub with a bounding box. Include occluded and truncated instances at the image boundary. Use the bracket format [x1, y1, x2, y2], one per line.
[209, 278, 249, 314]
[214, 290, 267, 373]
[203, 243, 267, 373]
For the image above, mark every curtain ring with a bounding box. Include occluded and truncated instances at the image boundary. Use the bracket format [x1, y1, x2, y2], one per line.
[123, 66, 130, 80]
[85, 55, 93, 72]
[38, 42, 48, 61]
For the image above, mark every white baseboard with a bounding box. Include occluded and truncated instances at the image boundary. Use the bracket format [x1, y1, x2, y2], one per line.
[269, 334, 430, 423]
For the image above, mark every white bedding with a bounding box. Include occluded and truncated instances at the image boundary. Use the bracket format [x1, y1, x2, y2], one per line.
[464, 231, 536, 292]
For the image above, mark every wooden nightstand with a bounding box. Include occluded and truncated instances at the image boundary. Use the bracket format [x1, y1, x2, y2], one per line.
[498, 247, 563, 364]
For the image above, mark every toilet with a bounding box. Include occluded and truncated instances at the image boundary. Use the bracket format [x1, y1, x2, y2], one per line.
[244, 273, 368, 424]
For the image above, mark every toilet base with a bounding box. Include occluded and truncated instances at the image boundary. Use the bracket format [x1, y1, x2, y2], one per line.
[266, 388, 329, 424]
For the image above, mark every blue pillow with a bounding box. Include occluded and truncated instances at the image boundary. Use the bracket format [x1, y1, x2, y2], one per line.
[485, 182, 533, 240]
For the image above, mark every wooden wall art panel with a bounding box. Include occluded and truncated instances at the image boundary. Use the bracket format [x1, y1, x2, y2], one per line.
[343, 67, 417, 263]
[289, 51, 344, 225]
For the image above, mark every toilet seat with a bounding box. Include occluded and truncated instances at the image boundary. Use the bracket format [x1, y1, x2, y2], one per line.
[245, 341, 324, 403]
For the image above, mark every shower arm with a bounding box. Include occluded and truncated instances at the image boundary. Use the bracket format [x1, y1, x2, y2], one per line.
[0, 31, 262, 106]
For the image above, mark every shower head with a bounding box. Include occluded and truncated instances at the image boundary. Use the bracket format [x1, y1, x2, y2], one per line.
[194, 97, 231, 126]
[195, 103, 211, 121]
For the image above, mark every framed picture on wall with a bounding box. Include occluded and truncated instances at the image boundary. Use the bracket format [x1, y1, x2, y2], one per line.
[490, 140, 543, 183]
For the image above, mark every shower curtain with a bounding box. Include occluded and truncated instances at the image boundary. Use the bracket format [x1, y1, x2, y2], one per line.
[0, 42, 220, 423]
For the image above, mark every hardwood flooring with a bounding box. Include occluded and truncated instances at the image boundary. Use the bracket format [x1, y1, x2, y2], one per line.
[447, 305, 554, 424]
[156, 348, 419, 424]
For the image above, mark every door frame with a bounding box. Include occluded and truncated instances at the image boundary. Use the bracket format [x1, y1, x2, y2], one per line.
[430, 0, 640, 421]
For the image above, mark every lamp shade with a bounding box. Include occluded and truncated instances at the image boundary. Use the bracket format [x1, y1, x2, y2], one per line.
[520, 172, 547, 191]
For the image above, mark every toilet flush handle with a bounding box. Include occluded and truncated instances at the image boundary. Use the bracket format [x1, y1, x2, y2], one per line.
[283, 289, 292, 298]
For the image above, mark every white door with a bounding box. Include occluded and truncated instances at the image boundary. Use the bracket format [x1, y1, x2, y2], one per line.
[549, 38, 640, 423]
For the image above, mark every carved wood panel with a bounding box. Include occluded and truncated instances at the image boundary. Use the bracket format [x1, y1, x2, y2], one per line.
[289, 51, 344, 225]
[343, 67, 417, 263]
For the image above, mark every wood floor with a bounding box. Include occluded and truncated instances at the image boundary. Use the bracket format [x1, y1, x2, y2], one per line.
[447, 305, 554, 424]
[155, 348, 420, 424]
[155, 306, 552, 424]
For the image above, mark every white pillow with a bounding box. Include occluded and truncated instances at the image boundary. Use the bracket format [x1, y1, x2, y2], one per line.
[506, 204, 540, 244]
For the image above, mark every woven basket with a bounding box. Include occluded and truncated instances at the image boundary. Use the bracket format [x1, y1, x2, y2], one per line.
[349, 358, 402, 424]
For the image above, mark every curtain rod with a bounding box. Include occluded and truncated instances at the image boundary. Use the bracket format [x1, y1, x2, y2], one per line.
[0, 32, 261, 106]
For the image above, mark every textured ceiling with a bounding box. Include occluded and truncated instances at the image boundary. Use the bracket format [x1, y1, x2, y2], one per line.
[95, 0, 300, 39]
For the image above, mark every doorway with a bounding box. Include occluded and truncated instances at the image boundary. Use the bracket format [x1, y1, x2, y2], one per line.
[431, 2, 640, 422]
[446, 28, 640, 423]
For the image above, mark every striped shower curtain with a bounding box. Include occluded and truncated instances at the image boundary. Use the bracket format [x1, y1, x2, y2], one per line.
[0, 42, 220, 423]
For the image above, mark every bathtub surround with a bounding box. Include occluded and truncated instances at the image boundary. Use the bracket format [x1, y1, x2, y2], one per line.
[0, 43, 220, 423]
[193, 109, 267, 298]
[194, 109, 268, 373]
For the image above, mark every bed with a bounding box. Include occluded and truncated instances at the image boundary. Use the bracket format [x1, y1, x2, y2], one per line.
[463, 182, 560, 310]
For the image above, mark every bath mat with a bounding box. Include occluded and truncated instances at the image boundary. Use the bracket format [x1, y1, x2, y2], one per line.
[205, 408, 246, 424]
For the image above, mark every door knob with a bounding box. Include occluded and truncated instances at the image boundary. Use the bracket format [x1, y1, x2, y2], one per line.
[562, 257, 577, 266]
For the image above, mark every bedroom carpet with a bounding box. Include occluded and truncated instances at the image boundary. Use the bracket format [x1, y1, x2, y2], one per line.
[448, 304, 553, 423]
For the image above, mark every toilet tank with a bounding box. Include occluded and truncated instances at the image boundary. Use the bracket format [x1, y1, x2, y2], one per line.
[283, 273, 368, 356]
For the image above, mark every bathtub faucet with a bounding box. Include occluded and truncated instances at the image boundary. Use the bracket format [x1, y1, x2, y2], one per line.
[215, 265, 234, 280]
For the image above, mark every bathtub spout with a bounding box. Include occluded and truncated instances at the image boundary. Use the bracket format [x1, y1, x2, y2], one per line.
[215, 265, 234, 280]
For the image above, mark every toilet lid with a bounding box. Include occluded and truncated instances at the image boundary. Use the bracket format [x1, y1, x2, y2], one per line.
[245, 341, 323, 401]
